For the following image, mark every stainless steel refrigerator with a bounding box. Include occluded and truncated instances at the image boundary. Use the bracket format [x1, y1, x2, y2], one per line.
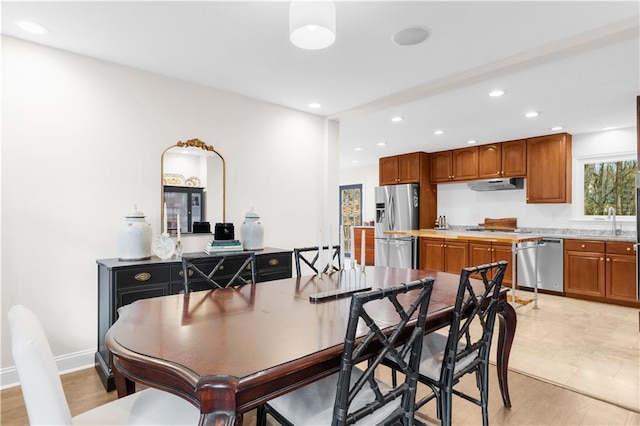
[374, 184, 419, 268]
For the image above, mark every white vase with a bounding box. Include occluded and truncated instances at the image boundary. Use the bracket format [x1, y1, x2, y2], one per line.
[240, 208, 264, 250]
[118, 206, 152, 261]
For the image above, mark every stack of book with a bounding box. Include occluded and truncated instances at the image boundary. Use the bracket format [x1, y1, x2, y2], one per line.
[204, 239, 243, 255]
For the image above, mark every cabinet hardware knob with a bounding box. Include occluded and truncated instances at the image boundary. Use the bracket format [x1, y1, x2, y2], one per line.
[627, 247, 631, 251]
[268, 259, 279, 266]
[600, 257, 604, 261]
[487, 248, 491, 251]
[581, 244, 585, 248]
[607, 258, 611, 261]
[134, 272, 151, 282]
[178, 270, 194, 277]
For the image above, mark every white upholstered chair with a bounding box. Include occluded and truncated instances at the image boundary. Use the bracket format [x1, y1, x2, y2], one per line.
[8, 304, 200, 425]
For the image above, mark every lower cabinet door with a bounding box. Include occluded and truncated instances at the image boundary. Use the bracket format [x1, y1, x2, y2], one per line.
[606, 254, 637, 302]
[421, 238, 444, 270]
[444, 241, 469, 274]
[564, 250, 605, 297]
[492, 243, 513, 287]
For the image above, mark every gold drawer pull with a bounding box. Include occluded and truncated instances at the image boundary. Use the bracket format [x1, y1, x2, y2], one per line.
[581, 244, 586, 248]
[627, 247, 631, 251]
[134, 272, 151, 282]
[178, 270, 194, 277]
[268, 259, 279, 266]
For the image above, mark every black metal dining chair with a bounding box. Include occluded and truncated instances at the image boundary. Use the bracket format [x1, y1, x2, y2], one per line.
[182, 252, 256, 293]
[293, 245, 341, 276]
[384, 260, 508, 426]
[257, 277, 434, 426]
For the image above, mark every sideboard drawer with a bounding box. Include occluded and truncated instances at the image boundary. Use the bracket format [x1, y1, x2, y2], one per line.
[256, 251, 292, 282]
[115, 265, 170, 287]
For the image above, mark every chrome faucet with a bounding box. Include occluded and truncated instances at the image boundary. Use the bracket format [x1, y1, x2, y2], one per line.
[607, 206, 618, 236]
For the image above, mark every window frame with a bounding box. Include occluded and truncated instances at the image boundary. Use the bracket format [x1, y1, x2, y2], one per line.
[572, 151, 637, 222]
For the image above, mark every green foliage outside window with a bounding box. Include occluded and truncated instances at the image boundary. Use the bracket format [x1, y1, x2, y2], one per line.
[584, 160, 637, 216]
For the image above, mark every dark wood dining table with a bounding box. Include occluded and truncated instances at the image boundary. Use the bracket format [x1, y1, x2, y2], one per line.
[107, 266, 517, 426]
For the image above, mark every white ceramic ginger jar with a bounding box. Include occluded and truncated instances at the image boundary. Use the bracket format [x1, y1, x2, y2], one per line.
[240, 207, 264, 250]
[118, 205, 152, 260]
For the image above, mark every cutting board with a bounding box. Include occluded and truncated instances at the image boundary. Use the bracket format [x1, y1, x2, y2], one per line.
[481, 217, 517, 231]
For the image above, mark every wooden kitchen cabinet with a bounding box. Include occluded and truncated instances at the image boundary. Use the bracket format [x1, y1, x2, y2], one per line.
[604, 241, 637, 303]
[564, 239, 638, 306]
[353, 226, 375, 266]
[420, 237, 469, 274]
[430, 147, 478, 182]
[527, 133, 572, 203]
[478, 140, 527, 179]
[430, 151, 453, 183]
[469, 241, 513, 286]
[379, 152, 421, 185]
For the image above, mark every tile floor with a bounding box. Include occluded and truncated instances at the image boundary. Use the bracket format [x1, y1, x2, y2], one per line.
[494, 290, 640, 412]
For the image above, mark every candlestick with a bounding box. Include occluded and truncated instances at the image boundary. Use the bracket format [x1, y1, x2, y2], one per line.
[350, 226, 355, 268]
[339, 226, 345, 270]
[177, 213, 181, 241]
[328, 223, 333, 271]
[318, 230, 323, 276]
[163, 202, 168, 235]
[360, 229, 366, 270]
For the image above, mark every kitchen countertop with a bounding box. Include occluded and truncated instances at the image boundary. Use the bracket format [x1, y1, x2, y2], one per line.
[385, 227, 636, 243]
[385, 229, 543, 244]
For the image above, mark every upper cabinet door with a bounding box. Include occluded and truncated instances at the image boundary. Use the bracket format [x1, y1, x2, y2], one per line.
[379, 156, 400, 185]
[501, 139, 527, 177]
[478, 144, 502, 179]
[526, 133, 572, 203]
[430, 151, 453, 183]
[397, 153, 421, 183]
[452, 147, 478, 181]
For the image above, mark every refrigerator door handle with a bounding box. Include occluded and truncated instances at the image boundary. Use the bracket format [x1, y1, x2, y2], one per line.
[389, 195, 395, 230]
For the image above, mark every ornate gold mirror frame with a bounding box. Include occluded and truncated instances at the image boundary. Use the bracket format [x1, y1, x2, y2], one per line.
[161, 138, 226, 231]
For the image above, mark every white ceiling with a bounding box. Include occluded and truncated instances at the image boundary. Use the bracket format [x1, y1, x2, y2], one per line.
[2, 1, 639, 169]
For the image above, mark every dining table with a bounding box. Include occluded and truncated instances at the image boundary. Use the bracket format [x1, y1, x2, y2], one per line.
[106, 266, 517, 425]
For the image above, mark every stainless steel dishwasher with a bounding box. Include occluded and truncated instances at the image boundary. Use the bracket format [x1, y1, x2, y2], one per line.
[517, 238, 564, 293]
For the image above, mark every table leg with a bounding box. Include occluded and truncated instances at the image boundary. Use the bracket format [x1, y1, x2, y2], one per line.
[496, 299, 517, 408]
[113, 359, 136, 398]
[198, 375, 240, 426]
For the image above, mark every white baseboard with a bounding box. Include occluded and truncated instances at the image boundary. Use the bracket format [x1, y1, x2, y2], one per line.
[1, 348, 96, 390]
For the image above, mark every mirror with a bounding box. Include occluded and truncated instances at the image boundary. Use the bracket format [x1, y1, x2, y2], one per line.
[161, 138, 226, 235]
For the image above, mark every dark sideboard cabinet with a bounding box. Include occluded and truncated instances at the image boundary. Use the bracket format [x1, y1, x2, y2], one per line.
[95, 247, 292, 391]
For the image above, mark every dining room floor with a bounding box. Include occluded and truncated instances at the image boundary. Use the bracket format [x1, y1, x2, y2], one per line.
[495, 290, 640, 412]
[2, 290, 638, 425]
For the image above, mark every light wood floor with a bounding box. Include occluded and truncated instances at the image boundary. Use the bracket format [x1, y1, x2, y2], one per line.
[2, 291, 639, 425]
[499, 290, 640, 412]
[2, 363, 639, 425]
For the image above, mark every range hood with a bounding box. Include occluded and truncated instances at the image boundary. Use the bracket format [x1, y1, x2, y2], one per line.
[467, 178, 524, 191]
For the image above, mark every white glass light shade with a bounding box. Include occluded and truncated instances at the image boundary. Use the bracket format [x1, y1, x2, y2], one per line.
[289, 1, 336, 50]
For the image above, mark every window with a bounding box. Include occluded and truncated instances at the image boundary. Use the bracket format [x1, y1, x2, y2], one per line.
[574, 153, 637, 219]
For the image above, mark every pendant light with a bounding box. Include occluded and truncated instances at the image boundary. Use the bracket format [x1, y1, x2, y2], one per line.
[289, 0, 336, 50]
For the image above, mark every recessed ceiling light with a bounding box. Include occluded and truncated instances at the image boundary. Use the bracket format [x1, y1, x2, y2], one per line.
[525, 111, 540, 118]
[601, 126, 617, 131]
[16, 20, 49, 35]
[391, 116, 404, 122]
[488, 89, 505, 97]
[352, 160, 359, 164]
[308, 102, 321, 109]
[550, 126, 564, 131]
[392, 26, 430, 46]
[467, 140, 477, 145]
[433, 130, 444, 135]
[354, 147, 362, 151]
[377, 142, 387, 146]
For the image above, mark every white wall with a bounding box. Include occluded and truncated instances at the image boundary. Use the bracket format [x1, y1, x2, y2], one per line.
[1, 36, 338, 380]
[340, 128, 637, 231]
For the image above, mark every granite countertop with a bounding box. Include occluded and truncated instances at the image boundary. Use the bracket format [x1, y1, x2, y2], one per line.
[385, 227, 636, 243]
[386, 229, 543, 244]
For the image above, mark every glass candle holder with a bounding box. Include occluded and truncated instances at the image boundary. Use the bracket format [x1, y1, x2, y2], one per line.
[152, 233, 175, 260]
